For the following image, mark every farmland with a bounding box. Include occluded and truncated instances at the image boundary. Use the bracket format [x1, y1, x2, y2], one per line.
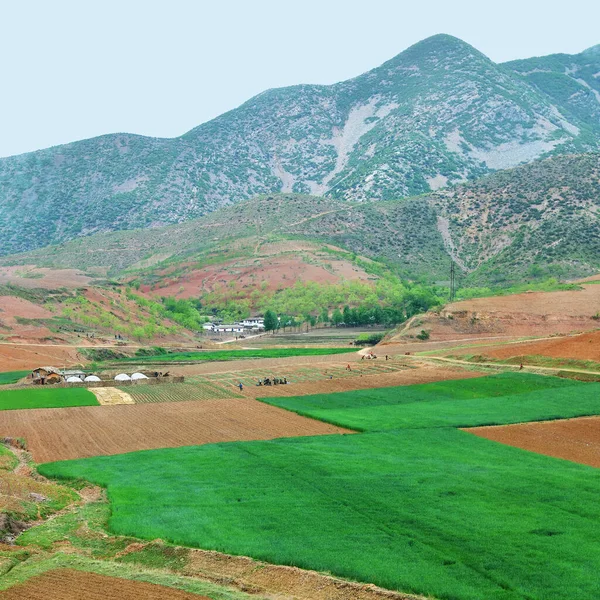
[0, 387, 99, 411]
[0, 569, 212, 600]
[0, 398, 351, 462]
[111, 347, 357, 364]
[0, 370, 29, 385]
[262, 372, 599, 430]
[39, 373, 600, 600]
[469, 416, 600, 468]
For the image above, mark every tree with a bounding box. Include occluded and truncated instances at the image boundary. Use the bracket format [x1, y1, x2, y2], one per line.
[263, 310, 278, 333]
[332, 308, 343, 327]
[343, 306, 352, 326]
[319, 308, 330, 325]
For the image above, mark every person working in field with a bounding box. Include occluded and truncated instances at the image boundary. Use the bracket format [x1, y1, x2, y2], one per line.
[238, 382, 244, 391]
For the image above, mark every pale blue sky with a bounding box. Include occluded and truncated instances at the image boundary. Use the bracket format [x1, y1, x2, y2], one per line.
[1, 0, 599, 157]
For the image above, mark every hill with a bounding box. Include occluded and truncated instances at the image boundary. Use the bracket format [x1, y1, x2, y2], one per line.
[4, 152, 600, 286]
[1, 34, 599, 256]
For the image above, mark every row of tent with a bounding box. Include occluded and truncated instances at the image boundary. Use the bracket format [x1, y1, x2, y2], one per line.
[65, 372, 149, 383]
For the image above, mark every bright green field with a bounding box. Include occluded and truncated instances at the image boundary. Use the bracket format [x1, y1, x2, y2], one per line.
[39, 373, 600, 600]
[262, 372, 599, 430]
[0, 387, 99, 410]
[118, 347, 356, 363]
[0, 370, 30, 385]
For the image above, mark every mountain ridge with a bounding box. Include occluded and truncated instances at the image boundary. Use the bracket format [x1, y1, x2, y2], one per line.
[1, 34, 599, 257]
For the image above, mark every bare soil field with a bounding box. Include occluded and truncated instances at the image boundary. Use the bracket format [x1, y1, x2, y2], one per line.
[478, 330, 600, 362]
[146, 244, 372, 299]
[0, 569, 210, 599]
[0, 266, 92, 289]
[170, 351, 365, 378]
[390, 283, 600, 346]
[0, 343, 83, 372]
[194, 365, 483, 400]
[0, 399, 352, 463]
[467, 416, 600, 468]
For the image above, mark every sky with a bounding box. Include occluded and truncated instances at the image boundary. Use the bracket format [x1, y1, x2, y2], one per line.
[1, 0, 599, 158]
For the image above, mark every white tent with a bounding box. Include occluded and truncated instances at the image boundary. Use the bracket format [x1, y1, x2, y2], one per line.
[131, 372, 149, 380]
[84, 375, 101, 382]
[66, 376, 83, 383]
[114, 373, 131, 382]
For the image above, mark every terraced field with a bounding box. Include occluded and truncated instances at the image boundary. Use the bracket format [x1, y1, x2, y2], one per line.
[41, 373, 600, 600]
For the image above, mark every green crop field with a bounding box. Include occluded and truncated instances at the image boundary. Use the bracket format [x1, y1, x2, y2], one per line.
[0, 370, 31, 385]
[0, 387, 99, 410]
[262, 372, 597, 430]
[114, 347, 357, 363]
[39, 373, 600, 600]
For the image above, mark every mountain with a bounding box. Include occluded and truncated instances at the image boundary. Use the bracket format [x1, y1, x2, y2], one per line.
[5, 153, 600, 286]
[505, 45, 600, 140]
[2, 34, 599, 257]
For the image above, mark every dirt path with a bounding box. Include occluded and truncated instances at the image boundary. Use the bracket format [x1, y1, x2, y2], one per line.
[90, 387, 134, 406]
[183, 547, 424, 600]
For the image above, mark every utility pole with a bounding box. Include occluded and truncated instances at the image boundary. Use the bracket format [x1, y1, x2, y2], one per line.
[450, 261, 456, 302]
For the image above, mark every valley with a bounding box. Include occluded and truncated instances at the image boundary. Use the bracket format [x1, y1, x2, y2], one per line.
[2, 30, 600, 600]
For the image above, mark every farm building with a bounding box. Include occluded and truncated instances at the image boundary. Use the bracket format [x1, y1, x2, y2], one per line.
[211, 324, 245, 333]
[241, 317, 264, 329]
[32, 367, 63, 385]
[63, 369, 86, 379]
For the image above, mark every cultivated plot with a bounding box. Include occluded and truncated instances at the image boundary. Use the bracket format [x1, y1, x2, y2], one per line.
[40, 373, 600, 600]
[262, 372, 595, 430]
[0, 569, 210, 600]
[469, 415, 600, 468]
[0, 387, 99, 411]
[0, 398, 352, 462]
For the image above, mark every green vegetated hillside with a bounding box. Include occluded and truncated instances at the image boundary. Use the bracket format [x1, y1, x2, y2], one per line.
[41, 373, 600, 600]
[6, 153, 600, 286]
[2, 34, 600, 257]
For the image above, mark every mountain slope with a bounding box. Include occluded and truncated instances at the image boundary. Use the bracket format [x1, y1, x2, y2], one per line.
[505, 44, 600, 143]
[4, 153, 600, 286]
[1, 34, 597, 256]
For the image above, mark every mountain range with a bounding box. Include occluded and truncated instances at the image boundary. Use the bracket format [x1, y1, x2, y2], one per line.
[5, 153, 599, 286]
[2, 33, 600, 259]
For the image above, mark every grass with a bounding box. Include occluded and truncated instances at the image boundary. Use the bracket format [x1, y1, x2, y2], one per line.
[39, 373, 600, 600]
[262, 372, 596, 430]
[0, 370, 30, 385]
[109, 347, 357, 364]
[0, 388, 99, 411]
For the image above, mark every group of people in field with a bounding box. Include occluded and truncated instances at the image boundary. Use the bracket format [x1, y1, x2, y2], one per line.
[256, 377, 288, 386]
[236, 377, 289, 391]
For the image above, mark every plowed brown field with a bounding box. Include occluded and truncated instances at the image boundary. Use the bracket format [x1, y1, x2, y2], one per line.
[388, 282, 600, 345]
[0, 569, 209, 599]
[0, 398, 352, 463]
[240, 367, 483, 399]
[480, 331, 600, 361]
[0, 343, 83, 371]
[467, 416, 600, 468]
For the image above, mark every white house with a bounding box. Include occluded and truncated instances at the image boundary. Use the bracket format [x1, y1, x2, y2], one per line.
[213, 324, 244, 333]
[241, 317, 264, 329]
